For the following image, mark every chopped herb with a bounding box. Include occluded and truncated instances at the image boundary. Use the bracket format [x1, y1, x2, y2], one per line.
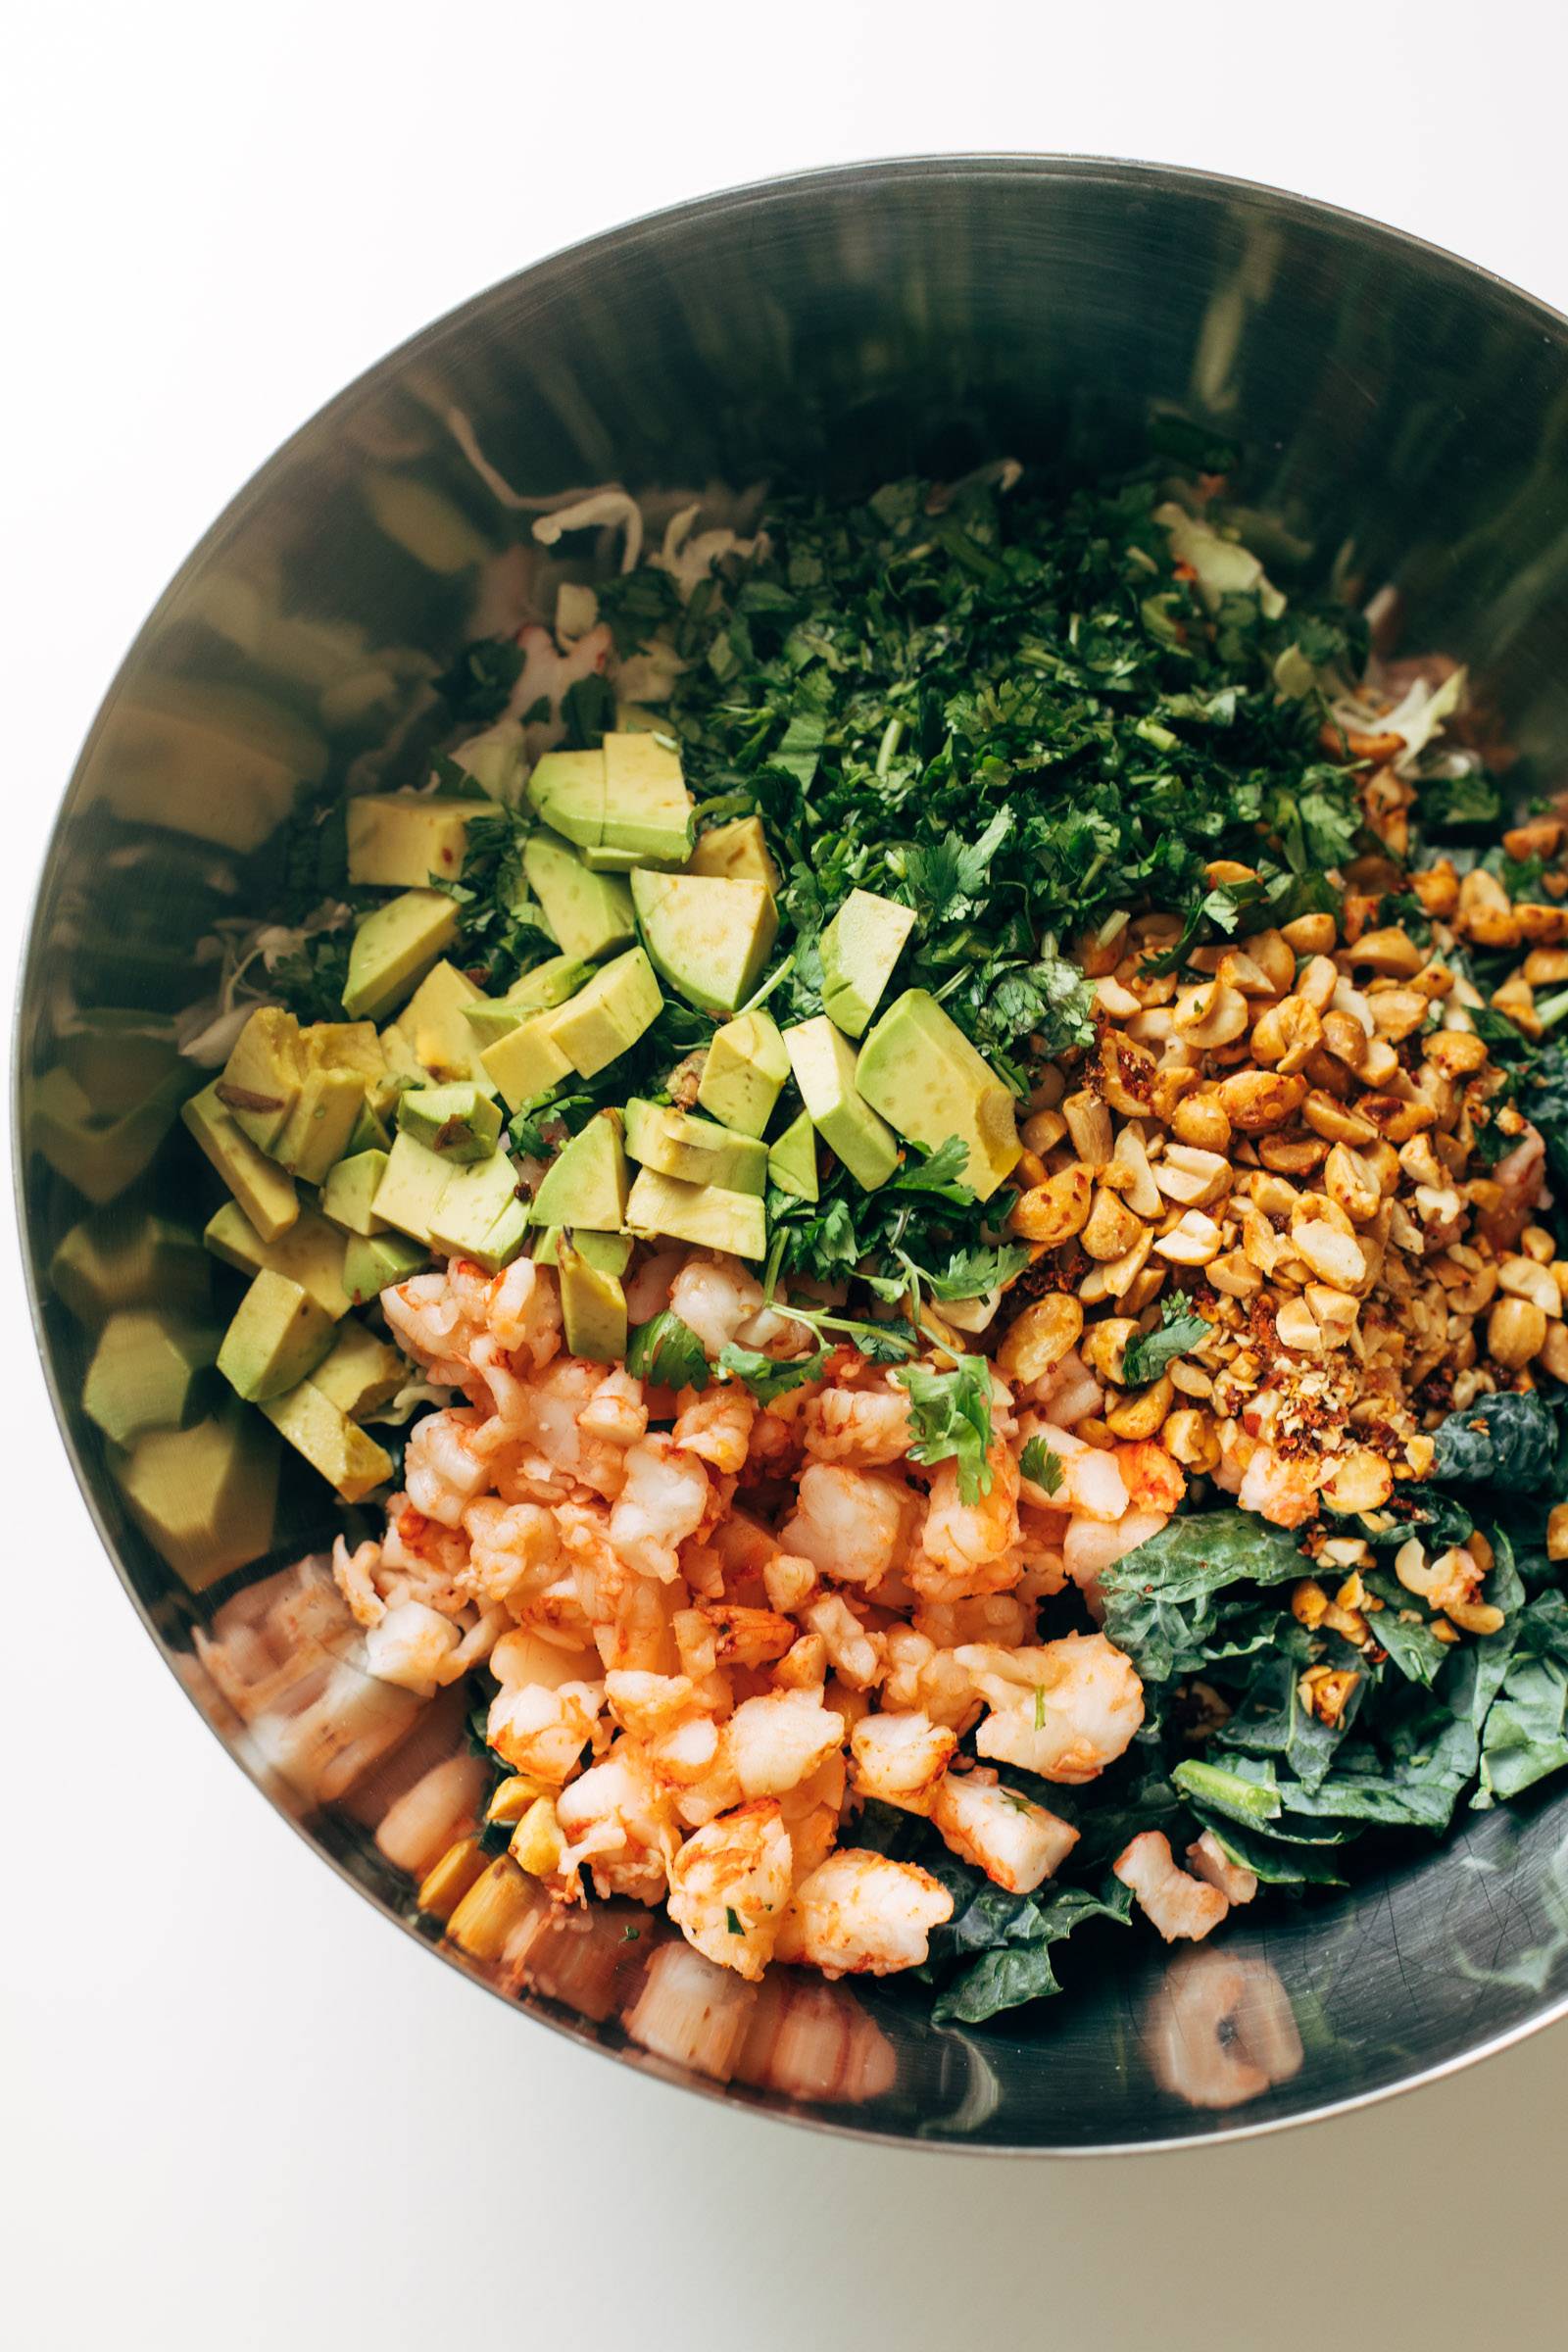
[1019, 1436, 1065, 1494]
[894, 1355, 995, 1501]
[625, 1310, 711, 1393]
[716, 1341, 832, 1401]
[1121, 1297, 1213, 1387]
[725, 1906, 745, 1936]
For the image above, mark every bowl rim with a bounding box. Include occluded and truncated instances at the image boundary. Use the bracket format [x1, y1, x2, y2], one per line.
[18, 149, 1568, 2156]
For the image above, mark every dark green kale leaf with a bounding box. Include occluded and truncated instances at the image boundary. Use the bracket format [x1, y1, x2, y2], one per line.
[1432, 1392, 1560, 1492]
[1099, 1513, 1310, 1683]
[1475, 1592, 1568, 1805]
[1120, 1296, 1213, 1387]
[926, 1869, 1134, 2025]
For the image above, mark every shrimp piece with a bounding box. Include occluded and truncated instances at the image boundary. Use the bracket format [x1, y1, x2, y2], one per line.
[1028, 1348, 1103, 1429]
[404, 1407, 491, 1528]
[486, 1676, 605, 1782]
[557, 1503, 681, 1672]
[724, 1688, 845, 1799]
[608, 1437, 711, 1581]
[667, 1800, 795, 1980]
[363, 1600, 463, 1695]
[604, 1669, 712, 1740]
[578, 1367, 648, 1448]
[1117, 1442, 1187, 1517]
[623, 1246, 685, 1326]
[490, 1628, 600, 1689]
[699, 1602, 798, 1669]
[485, 1255, 562, 1368]
[556, 1740, 677, 1903]
[747, 1383, 814, 1474]
[462, 1498, 561, 1610]
[911, 1445, 1021, 1600]
[1050, 1433, 1131, 1523]
[1114, 1830, 1229, 1942]
[381, 1270, 484, 1386]
[1232, 1438, 1318, 1530]
[332, 1535, 385, 1627]
[962, 1631, 1145, 1784]
[803, 1380, 913, 1467]
[1188, 1829, 1259, 1906]
[1061, 1507, 1167, 1592]
[912, 1593, 1030, 1650]
[849, 1710, 957, 1813]
[880, 1626, 985, 1734]
[673, 1384, 757, 1474]
[930, 1764, 1079, 1893]
[1479, 1123, 1545, 1251]
[668, 1253, 771, 1358]
[775, 1850, 954, 1979]
[802, 1593, 885, 1690]
[762, 1551, 819, 1614]
[778, 1464, 912, 1590]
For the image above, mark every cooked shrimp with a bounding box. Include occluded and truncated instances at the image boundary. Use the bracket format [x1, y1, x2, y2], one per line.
[803, 1380, 913, 1466]
[487, 1677, 605, 1782]
[1187, 1829, 1259, 1907]
[879, 1626, 985, 1734]
[673, 1384, 757, 1473]
[666, 1800, 794, 1980]
[911, 1445, 1020, 1599]
[774, 1850, 954, 1978]
[724, 1688, 845, 1799]
[962, 1631, 1145, 1783]
[802, 1592, 884, 1689]
[849, 1710, 957, 1812]
[1028, 1348, 1103, 1428]
[623, 1246, 685, 1326]
[608, 1437, 712, 1581]
[363, 1600, 464, 1695]
[930, 1763, 1079, 1892]
[1229, 1437, 1319, 1530]
[1113, 1829, 1230, 1941]
[778, 1464, 912, 1589]
[462, 1498, 561, 1610]
[555, 1740, 676, 1903]
[1061, 1506, 1167, 1592]
[404, 1407, 491, 1528]
[578, 1367, 648, 1448]
[667, 1253, 771, 1357]
[1118, 1442, 1187, 1517]
[485, 1255, 562, 1368]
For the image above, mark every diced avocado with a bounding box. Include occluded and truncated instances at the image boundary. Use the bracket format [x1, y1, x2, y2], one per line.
[306, 1020, 389, 1086]
[29, 1062, 186, 1206]
[428, 1152, 530, 1272]
[687, 814, 781, 892]
[559, 1241, 627, 1362]
[373, 1132, 455, 1246]
[527, 747, 604, 849]
[522, 834, 636, 961]
[582, 732, 693, 870]
[219, 1006, 302, 1152]
[819, 888, 916, 1039]
[481, 1010, 575, 1110]
[320, 1149, 389, 1236]
[182, 1083, 300, 1242]
[856, 988, 1022, 1202]
[530, 1111, 629, 1230]
[624, 1099, 767, 1195]
[631, 871, 777, 1014]
[452, 720, 525, 802]
[625, 1166, 767, 1259]
[462, 955, 594, 1048]
[310, 1320, 407, 1420]
[203, 1200, 352, 1318]
[767, 1109, 819, 1201]
[115, 1399, 279, 1592]
[461, 998, 525, 1051]
[273, 1066, 368, 1184]
[614, 699, 666, 733]
[258, 1379, 394, 1504]
[697, 1009, 790, 1138]
[343, 889, 460, 1021]
[385, 959, 493, 1087]
[783, 1016, 899, 1192]
[344, 1231, 428, 1304]
[530, 1227, 634, 1276]
[50, 1208, 210, 1326]
[83, 1310, 219, 1446]
[346, 1099, 391, 1155]
[218, 1269, 337, 1402]
[346, 792, 479, 889]
[397, 1083, 503, 1162]
[550, 948, 662, 1077]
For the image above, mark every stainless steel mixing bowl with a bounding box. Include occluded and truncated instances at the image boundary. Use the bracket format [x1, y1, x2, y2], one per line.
[20, 156, 1568, 2151]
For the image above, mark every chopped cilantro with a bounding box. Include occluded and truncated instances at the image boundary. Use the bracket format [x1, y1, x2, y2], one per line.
[625, 1310, 710, 1393]
[1019, 1436, 1065, 1494]
[895, 1355, 995, 1502]
[1121, 1297, 1213, 1387]
[716, 1342, 832, 1402]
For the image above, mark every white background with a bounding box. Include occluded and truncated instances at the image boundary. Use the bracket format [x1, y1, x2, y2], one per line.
[6, 4, 1568, 2344]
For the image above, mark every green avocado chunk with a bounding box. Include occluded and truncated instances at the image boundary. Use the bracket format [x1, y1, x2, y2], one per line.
[529, 1111, 629, 1230]
[310, 1319, 407, 1419]
[428, 1152, 530, 1271]
[550, 948, 662, 1076]
[30, 1063, 187, 1207]
[631, 870, 777, 1014]
[273, 1065, 368, 1184]
[383, 960, 494, 1088]
[558, 1240, 628, 1362]
[50, 1208, 210, 1326]
[783, 1015, 898, 1191]
[83, 1310, 219, 1446]
[320, 1149, 390, 1236]
[344, 1231, 428, 1304]
[182, 1083, 300, 1241]
[462, 955, 594, 1047]
[625, 1165, 766, 1259]
[480, 1012, 575, 1109]
[346, 792, 480, 889]
[343, 889, 461, 1021]
[856, 988, 1021, 1201]
[218, 1007, 302, 1152]
[522, 834, 636, 962]
[396, 1083, 504, 1162]
[527, 747, 605, 849]
[697, 1008, 790, 1138]
[346, 1100, 391, 1156]
[372, 1132, 454, 1246]
[203, 1200, 351, 1319]
[530, 1227, 634, 1276]
[583, 733, 693, 870]
[218, 1268, 337, 1402]
[114, 1399, 279, 1592]
[819, 888, 917, 1039]
[624, 1099, 768, 1195]
[258, 1378, 394, 1504]
[687, 815, 781, 891]
[766, 1108, 820, 1201]
[451, 721, 525, 802]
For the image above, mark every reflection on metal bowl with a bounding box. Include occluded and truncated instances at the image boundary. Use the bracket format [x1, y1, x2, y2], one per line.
[18, 157, 1568, 2149]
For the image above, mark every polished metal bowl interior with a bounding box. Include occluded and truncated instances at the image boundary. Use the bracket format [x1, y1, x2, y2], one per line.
[21, 156, 1568, 2151]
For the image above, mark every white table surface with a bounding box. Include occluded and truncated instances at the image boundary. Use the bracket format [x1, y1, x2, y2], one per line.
[7, 5, 1568, 2343]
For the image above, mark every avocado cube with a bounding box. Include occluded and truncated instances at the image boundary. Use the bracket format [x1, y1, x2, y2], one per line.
[345, 792, 479, 890]
[451, 720, 525, 803]
[559, 1241, 627, 1362]
[522, 834, 636, 962]
[344, 1231, 429, 1304]
[218, 1269, 337, 1402]
[320, 1149, 389, 1235]
[384, 959, 494, 1087]
[624, 1100, 767, 1195]
[310, 1319, 407, 1420]
[344, 888, 461, 1021]
[631, 871, 777, 1014]
[783, 1016, 899, 1192]
[204, 1200, 352, 1319]
[83, 1310, 219, 1446]
[460, 999, 525, 1051]
[274, 1065, 368, 1184]
[625, 1165, 766, 1260]
[114, 1399, 279, 1592]
[697, 1009, 790, 1139]
[396, 1083, 503, 1162]
[819, 888, 917, 1039]
[583, 735, 693, 871]
[529, 1112, 629, 1231]
[462, 955, 594, 1049]
[687, 814, 781, 892]
[345, 1099, 392, 1155]
[527, 747, 605, 849]
[530, 1227, 634, 1277]
[29, 1063, 186, 1207]
[182, 1082, 300, 1241]
[550, 948, 662, 1077]
[857, 988, 1021, 1202]
[219, 1006, 303, 1153]
[372, 1132, 454, 1246]
[428, 1152, 530, 1270]
[767, 1109, 819, 1202]
[50, 1208, 210, 1326]
[258, 1379, 394, 1504]
[480, 1010, 575, 1109]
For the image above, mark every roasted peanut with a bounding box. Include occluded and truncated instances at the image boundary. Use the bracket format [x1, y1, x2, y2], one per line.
[996, 1293, 1084, 1384]
[1216, 1069, 1307, 1133]
[1010, 1163, 1094, 1245]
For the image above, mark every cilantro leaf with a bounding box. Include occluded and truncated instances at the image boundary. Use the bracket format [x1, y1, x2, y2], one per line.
[716, 1342, 831, 1402]
[625, 1311, 710, 1393]
[895, 1356, 995, 1501]
[1121, 1296, 1213, 1386]
[1018, 1436, 1064, 1494]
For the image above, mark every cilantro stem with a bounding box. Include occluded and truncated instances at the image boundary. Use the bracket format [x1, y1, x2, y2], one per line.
[738, 953, 796, 1019]
[875, 716, 904, 776]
